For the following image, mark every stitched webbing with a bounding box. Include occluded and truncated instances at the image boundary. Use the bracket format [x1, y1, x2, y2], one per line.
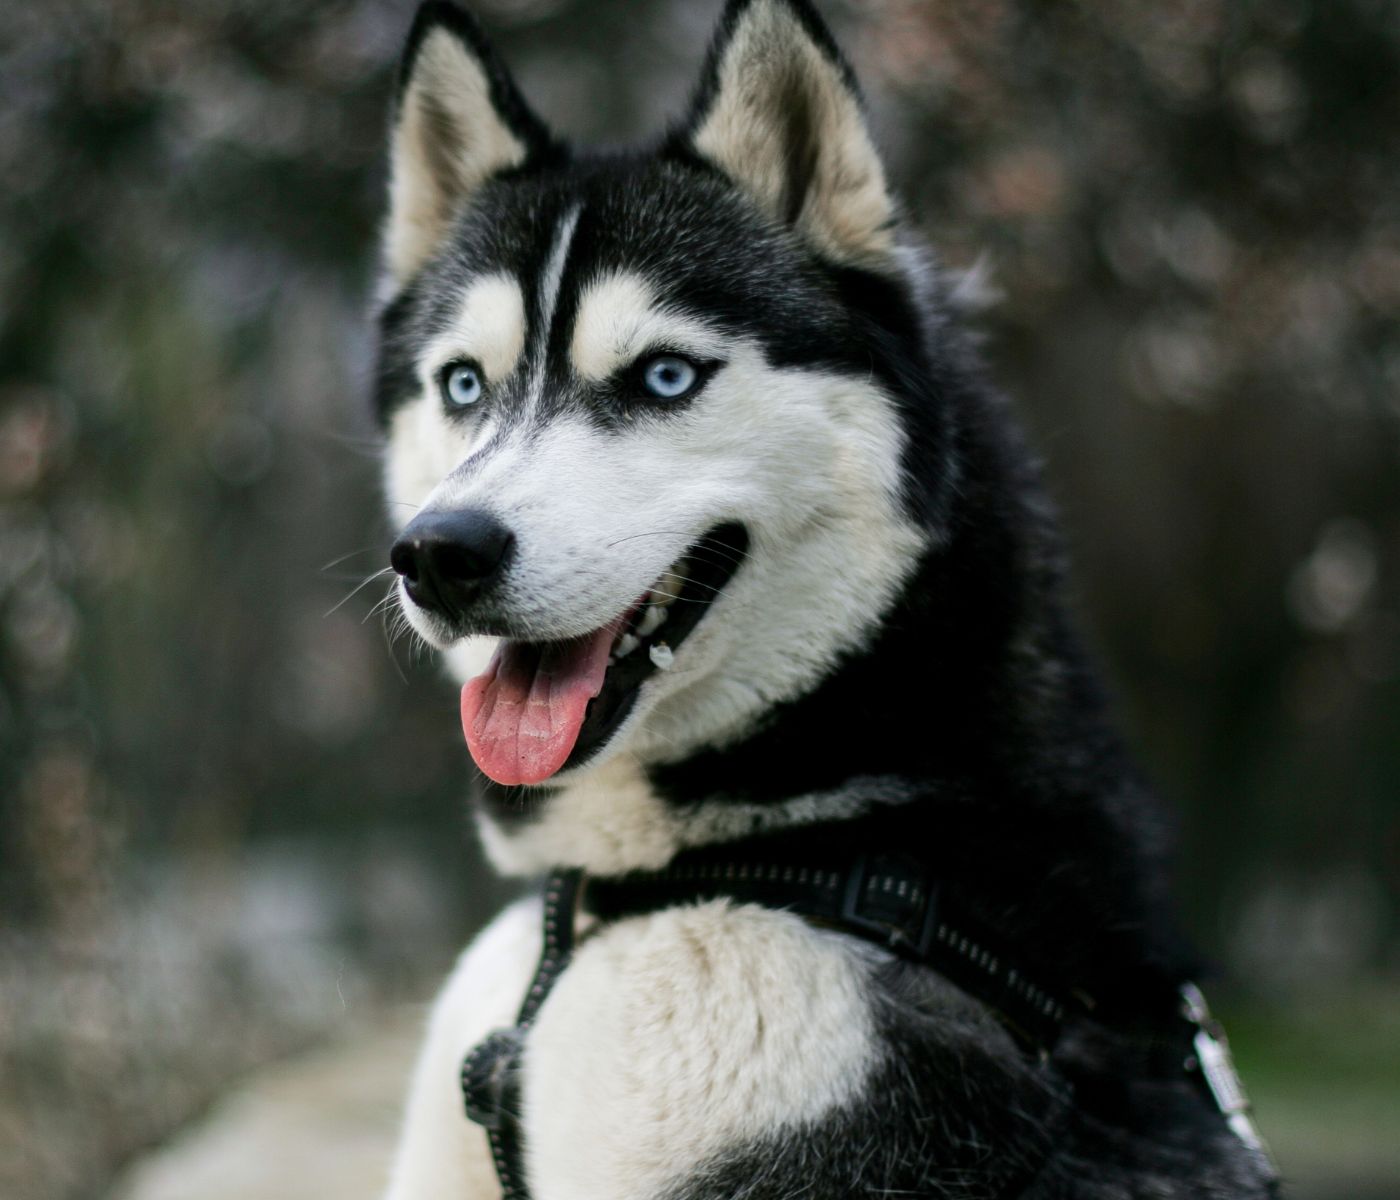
[459, 869, 583, 1200]
[458, 851, 1274, 1198]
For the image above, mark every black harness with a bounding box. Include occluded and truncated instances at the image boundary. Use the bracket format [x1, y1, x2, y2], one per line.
[460, 870, 584, 1199]
[459, 847, 1274, 1199]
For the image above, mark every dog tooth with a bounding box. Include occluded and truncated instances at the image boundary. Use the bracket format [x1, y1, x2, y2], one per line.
[651, 570, 684, 607]
[637, 606, 668, 638]
[649, 641, 674, 671]
[615, 632, 640, 659]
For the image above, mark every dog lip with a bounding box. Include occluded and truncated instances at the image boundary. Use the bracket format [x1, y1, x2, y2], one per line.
[429, 523, 747, 783]
[558, 521, 749, 775]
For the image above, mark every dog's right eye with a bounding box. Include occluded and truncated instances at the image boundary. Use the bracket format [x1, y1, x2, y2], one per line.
[638, 354, 709, 403]
[439, 361, 484, 411]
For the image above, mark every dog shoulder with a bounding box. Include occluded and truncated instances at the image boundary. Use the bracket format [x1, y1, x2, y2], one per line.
[522, 900, 882, 1200]
[385, 896, 542, 1200]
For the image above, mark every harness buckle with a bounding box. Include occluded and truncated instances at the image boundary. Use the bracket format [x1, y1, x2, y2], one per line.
[839, 853, 940, 959]
[461, 1026, 526, 1130]
[1179, 984, 1277, 1176]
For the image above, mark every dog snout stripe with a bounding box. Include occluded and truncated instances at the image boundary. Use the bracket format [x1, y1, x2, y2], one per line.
[441, 420, 513, 495]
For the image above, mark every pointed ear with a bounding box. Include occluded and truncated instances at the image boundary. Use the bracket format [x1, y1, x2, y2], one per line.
[385, 2, 560, 284]
[677, 0, 896, 267]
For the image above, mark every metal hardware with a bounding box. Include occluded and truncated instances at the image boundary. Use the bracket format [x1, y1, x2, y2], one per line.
[838, 854, 940, 956]
[1180, 983, 1277, 1176]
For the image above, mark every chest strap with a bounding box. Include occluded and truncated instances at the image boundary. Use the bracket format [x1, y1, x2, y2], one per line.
[588, 848, 1082, 1050]
[459, 869, 583, 1200]
[459, 851, 1274, 1197]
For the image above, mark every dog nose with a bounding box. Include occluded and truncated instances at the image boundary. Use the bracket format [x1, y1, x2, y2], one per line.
[390, 509, 515, 618]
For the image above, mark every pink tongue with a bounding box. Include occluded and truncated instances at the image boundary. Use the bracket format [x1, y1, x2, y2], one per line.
[460, 623, 620, 786]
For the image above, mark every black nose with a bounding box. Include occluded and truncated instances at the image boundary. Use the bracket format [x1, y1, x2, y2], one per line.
[390, 509, 514, 619]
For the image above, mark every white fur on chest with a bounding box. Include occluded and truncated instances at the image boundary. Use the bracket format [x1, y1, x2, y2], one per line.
[386, 897, 878, 1200]
[524, 900, 877, 1200]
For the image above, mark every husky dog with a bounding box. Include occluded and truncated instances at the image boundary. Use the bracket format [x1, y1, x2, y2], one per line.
[373, 1, 1276, 1197]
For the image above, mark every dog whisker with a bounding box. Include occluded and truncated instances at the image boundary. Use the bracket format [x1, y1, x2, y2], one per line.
[604, 530, 694, 549]
[320, 546, 380, 573]
[604, 529, 752, 572]
[325, 567, 396, 618]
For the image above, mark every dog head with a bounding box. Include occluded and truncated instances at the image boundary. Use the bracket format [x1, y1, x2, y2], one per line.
[376, 0, 946, 793]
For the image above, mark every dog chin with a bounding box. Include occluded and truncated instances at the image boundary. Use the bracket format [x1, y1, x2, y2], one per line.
[441, 635, 503, 685]
[396, 586, 462, 651]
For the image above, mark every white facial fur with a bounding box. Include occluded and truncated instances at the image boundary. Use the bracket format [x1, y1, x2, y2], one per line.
[568, 273, 727, 382]
[385, 261, 926, 870]
[384, 271, 525, 517]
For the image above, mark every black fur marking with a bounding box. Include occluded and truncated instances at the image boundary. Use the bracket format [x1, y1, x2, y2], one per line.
[374, 154, 944, 447]
[663, 964, 1073, 1200]
[663, 982, 1276, 1200]
[374, 285, 425, 428]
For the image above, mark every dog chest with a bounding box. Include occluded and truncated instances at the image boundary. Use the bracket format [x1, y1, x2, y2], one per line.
[520, 899, 879, 1200]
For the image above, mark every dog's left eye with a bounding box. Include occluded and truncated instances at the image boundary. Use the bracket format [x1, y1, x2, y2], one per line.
[440, 361, 483, 410]
[641, 355, 699, 401]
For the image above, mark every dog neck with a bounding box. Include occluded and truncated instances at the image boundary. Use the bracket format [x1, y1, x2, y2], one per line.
[467, 377, 1191, 1001]
[472, 532, 1147, 882]
[470, 515, 1189, 1005]
[475, 754, 917, 877]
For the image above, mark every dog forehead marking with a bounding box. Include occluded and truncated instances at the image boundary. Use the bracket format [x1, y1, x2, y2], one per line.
[427, 272, 527, 383]
[570, 270, 727, 382]
[539, 206, 581, 328]
[526, 204, 582, 397]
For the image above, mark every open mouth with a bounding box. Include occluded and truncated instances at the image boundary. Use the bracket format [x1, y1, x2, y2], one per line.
[459, 523, 748, 786]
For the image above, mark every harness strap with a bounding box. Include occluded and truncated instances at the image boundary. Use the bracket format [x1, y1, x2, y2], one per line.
[588, 848, 1083, 1051]
[459, 852, 1275, 1198]
[459, 869, 583, 1200]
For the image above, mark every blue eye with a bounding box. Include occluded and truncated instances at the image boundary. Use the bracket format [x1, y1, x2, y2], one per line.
[441, 362, 483, 409]
[641, 355, 699, 400]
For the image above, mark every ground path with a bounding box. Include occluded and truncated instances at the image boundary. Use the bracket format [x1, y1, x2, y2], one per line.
[110, 1003, 1399, 1200]
[110, 1011, 420, 1200]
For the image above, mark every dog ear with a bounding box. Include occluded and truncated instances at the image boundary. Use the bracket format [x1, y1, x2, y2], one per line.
[385, 2, 561, 284]
[675, 0, 895, 267]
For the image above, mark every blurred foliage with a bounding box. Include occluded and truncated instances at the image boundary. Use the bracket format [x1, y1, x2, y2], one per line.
[1225, 990, 1400, 1197]
[868, 0, 1400, 962]
[0, 0, 1397, 1197]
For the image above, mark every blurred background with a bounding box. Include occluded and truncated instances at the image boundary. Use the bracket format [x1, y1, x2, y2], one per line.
[1, 0, 1397, 1197]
